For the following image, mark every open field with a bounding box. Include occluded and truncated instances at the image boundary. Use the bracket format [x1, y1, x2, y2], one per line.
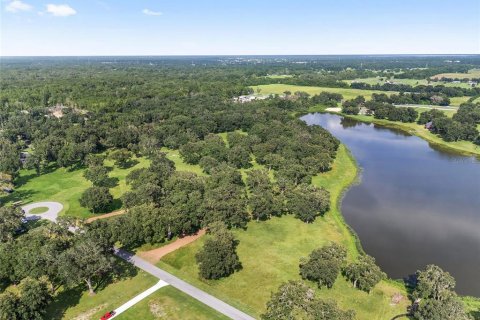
[116, 286, 229, 320]
[1, 156, 150, 219]
[251, 84, 396, 100]
[345, 77, 474, 89]
[161, 147, 206, 176]
[431, 69, 480, 80]
[450, 96, 472, 106]
[45, 265, 225, 320]
[157, 145, 410, 320]
[0, 148, 205, 219]
[252, 83, 470, 106]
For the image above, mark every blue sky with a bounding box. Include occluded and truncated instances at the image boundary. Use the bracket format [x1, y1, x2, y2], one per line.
[1, 0, 479, 56]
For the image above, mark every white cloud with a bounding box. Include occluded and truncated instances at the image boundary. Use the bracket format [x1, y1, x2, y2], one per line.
[5, 0, 33, 13]
[142, 9, 162, 16]
[45, 4, 76, 17]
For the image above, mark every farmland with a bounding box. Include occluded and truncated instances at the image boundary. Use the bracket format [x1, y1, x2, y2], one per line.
[252, 83, 471, 106]
[431, 68, 480, 80]
[251, 83, 396, 100]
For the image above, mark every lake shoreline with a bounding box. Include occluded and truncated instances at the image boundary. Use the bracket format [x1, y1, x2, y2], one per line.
[340, 113, 480, 158]
[303, 113, 480, 305]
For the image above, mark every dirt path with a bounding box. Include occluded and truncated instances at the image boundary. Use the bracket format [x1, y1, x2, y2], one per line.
[86, 209, 126, 223]
[138, 229, 206, 264]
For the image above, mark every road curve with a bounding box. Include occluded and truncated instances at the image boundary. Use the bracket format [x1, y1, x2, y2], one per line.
[114, 248, 256, 320]
[21, 201, 63, 223]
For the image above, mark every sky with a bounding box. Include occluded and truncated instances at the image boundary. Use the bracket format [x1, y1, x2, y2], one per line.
[1, 0, 479, 56]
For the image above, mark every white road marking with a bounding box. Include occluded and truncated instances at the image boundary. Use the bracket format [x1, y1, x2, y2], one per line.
[110, 280, 169, 319]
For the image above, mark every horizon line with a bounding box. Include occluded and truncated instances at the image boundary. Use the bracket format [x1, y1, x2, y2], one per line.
[1, 53, 480, 58]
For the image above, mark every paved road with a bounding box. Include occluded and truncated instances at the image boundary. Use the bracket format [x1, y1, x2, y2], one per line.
[111, 280, 169, 319]
[114, 248, 256, 320]
[22, 201, 63, 223]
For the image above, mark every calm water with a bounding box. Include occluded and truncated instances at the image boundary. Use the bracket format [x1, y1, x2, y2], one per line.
[301, 113, 480, 296]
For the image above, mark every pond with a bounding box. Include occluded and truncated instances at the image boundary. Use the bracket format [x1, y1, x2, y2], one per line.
[301, 113, 480, 296]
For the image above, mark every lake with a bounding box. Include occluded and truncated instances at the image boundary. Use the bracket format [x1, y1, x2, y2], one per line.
[301, 113, 480, 296]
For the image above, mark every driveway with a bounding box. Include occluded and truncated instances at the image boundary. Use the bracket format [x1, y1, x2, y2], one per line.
[115, 248, 256, 320]
[22, 201, 63, 223]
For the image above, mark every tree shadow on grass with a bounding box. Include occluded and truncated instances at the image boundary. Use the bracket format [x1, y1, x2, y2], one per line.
[45, 286, 84, 320]
[103, 177, 119, 188]
[15, 163, 59, 187]
[470, 310, 480, 320]
[117, 159, 139, 170]
[108, 198, 123, 212]
[45, 256, 139, 320]
[0, 189, 37, 204]
[94, 256, 138, 292]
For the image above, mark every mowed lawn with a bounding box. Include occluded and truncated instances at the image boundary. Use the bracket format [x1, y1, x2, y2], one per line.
[2, 148, 204, 219]
[116, 286, 229, 320]
[2, 156, 150, 218]
[46, 266, 226, 320]
[251, 84, 396, 100]
[158, 145, 410, 320]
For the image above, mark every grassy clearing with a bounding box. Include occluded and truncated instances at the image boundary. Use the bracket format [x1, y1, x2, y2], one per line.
[1, 147, 201, 219]
[1, 156, 150, 218]
[251, 84, 396, 100]
[116, 286, 229, 320]
[450, 96, 471, 106]
[161, 147, 206, 176]
[431, 68, 480, 80]
[158, 145, 410, 320]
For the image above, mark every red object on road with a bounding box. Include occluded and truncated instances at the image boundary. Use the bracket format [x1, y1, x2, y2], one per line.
[100, 311, 116, 320]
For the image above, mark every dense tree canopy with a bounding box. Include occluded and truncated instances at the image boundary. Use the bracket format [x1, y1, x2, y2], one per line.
[300, 243, 347, 288]
[412, 265, 471, 320]
[343, 255, 385, 293]
[195, 223, 241, 280]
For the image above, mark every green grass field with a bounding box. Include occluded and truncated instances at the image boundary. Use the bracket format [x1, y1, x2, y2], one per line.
[157, 145, 410, 320]
[46, 268, 157, 319]
[253, 83, 470, 107]
[116, 286, 229, 320]
[0, 148, 205, 219]
[161, 147, 206, 176]
[431, 68, 480, 80]
[1, 156, 150, 218]
[46, 263, 226, 320]
[251, 84, 396, 101]
[345, 77, 474, 89]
